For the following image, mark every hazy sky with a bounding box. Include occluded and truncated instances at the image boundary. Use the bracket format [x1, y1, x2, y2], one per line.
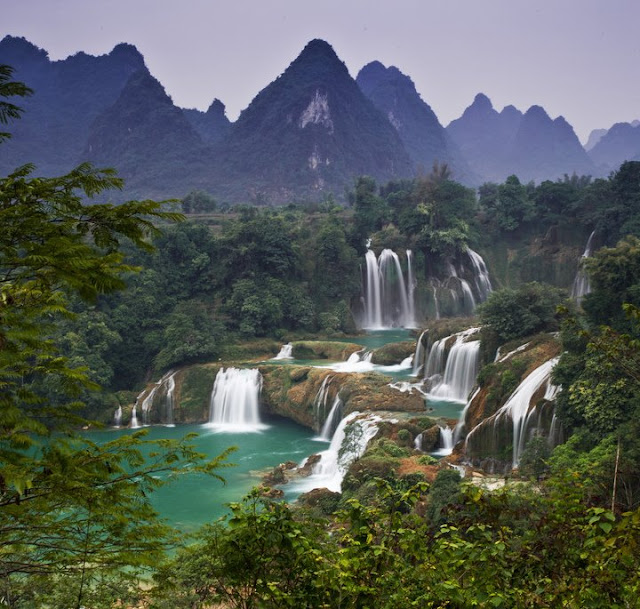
[3, 0, 639, 142]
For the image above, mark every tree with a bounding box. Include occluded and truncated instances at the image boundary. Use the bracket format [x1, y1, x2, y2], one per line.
[0, 65, 230, 606]
[477, 282, 569, 343]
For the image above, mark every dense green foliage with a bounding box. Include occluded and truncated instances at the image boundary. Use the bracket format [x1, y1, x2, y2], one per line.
[151, 481, 640, 608]
[0, 67, 230, 607]
[6, 55, 640, 608]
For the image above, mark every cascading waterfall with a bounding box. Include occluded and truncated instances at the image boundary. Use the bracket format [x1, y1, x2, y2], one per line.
[428, 249, 493, 318]
[453, 387, 481, 445]
[467, 248, 493, 301]
[572, 231, 596, 303]
[207, 368, 266, 432]
[138, 370, 176, 425]
[466, 357, 560, 468]
[428, 328, 481, 403]
[113, 405, 122, 427]
[130, 402, 139, 429]
[412, 329, 428, 376]
[406, 249, 416, 325]
[272, 343, 294, 360]
[424, 337, 447, 379]
[313, 376, 333, 429]
[434, 426, 454, 456]
[297, 411, 381, 492]
[164, 372, 176, 426]
[361, 248, 415, 328]
[320, 395, 343, 440]
[141, 386, 157, 426]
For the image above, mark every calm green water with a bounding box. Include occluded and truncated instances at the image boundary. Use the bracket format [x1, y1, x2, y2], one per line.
[336, 329, 413, 349]
[84, 417, 323, 531]
[83, 330, 465, 530]
[426, 398, 466, 420]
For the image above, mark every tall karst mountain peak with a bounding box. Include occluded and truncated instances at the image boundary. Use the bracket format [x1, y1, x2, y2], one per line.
[213, 39, 412, 203]
[0, 35, 147, 177]
[357, 61, 474, 183]
[447, 93, 593, 183]
[84, 69, 207, 200]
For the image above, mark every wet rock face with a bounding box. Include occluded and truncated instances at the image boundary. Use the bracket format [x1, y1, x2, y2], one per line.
[260, 365, 426, 431]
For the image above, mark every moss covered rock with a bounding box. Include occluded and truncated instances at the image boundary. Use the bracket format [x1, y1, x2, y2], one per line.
[371, 340, 415, 365]
[291, 341, 362, 361]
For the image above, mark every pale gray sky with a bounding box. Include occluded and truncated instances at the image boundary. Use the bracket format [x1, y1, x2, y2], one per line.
[3, 0, 639, 142]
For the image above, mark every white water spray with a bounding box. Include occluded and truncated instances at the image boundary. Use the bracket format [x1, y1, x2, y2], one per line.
[206, 368, 267, 432]
[272, 343, 294, 360]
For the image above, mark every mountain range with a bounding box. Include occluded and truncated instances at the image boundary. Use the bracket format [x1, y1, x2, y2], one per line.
[1, 35, 638, 203]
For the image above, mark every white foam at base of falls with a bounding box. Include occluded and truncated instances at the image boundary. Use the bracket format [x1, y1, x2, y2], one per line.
[433, 426, 454, 456]
[318, 351, 413, 374]
[294, 411, 383, 493]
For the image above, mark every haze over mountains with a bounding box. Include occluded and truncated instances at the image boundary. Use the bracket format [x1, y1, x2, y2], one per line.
[1, 35, 638, 203]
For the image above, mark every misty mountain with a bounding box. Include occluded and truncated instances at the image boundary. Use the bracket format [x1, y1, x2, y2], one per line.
[208, 39, 413, 203]
[182, 99, 231, 146]
[447, 94, 593, 183]
[446, 93, 522, 183]
[588, 122, 640, 173]
[2, 34, 629, 203]
[509, 105, 594, 183]
[356, 61, 475, 184]
[585, 128, 608, 151]
[83, 69, 210, 200]
[0, 35, 145, 176]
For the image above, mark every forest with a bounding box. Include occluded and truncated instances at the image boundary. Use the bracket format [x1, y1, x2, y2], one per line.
[2, 63, 640, 608]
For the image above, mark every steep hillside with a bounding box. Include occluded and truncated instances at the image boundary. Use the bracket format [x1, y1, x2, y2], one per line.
[0, 35, 145, 176]
[356, 61, 474, 184]
[207, 39, 413, 203]
[84, 69, 210, 200]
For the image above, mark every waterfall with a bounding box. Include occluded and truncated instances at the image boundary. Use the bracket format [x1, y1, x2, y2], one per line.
[412, 329, 428, 376]
[141, 386, 157, 426]
[298, 412, 381, 492]
[424, 337, 447, 379]
[490, 357, 559, 468]
[138, 370, 176, 425]
[361, 248, 415, 329]
[458, 278, 477, 312]
[406, 249, 416, 325]
[572, 231, 596, 303]
[433, 426, 454, 456]
[467, 248, 493, 301]
[313, 376, 333, 429]
[130, 402, 139, 429]
[272, 343, 293, 360]
[453, 387, 481, 445]
[206, 368, 266, 432]
[114, 406, 122, 427]
[428, 328, 481, 402]
[414, 432, 424, 451]
[164, 372, 176, 426]
[320, 395, 343, 440]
